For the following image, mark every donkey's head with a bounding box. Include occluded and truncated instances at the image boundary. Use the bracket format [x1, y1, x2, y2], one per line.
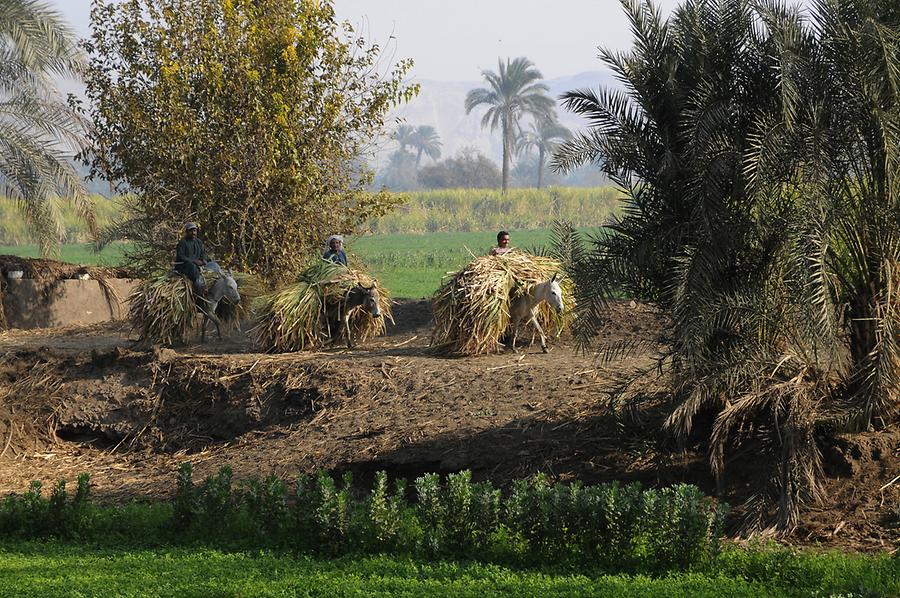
[357, 281, 382, 318]
[546, 273, 564, 313]
[212, 269, 240, 304]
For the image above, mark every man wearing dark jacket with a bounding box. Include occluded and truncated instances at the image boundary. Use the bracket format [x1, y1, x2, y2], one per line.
[174, 222, 219, 289]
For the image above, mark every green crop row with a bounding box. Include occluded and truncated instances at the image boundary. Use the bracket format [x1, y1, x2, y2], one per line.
[2, 543, 896, 597]
[1, 465, 725, 573]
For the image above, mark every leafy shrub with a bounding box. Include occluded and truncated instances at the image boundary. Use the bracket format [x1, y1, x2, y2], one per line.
[242, 474, 288, 537]
[0, 466, 728, 572]
[172, 462, 197, 530]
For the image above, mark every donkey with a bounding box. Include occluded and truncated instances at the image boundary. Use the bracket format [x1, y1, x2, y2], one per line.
[198, 270, 241, 342]
[327, 282, 382, 349]
[506, 273, 564, 353]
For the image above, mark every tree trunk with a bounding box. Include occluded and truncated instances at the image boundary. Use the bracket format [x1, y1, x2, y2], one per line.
[501, 115, 510, 192]
[537, 147, 545, 189]
[416, 148, 423, 168]
[847, 291, 877, 377]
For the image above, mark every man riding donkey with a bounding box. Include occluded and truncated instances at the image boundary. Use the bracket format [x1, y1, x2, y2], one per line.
[174, 222, 223, 291]
[173, 222, 239, 341]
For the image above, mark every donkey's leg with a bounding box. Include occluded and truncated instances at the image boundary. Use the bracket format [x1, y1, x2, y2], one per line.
[344, 312, 353, 349]
[510, 316, 521, 352]
[528, 308, 549, 353]
[201, 313, 207, 343]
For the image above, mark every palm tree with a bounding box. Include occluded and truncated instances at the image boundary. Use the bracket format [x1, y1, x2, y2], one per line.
[517, 115, 570, 188]
[551, 0, 900, 533]
[392, 124, 415, 153]
[465, 57, 554, 192]
[0, 0, 96, 256]
[410, 125, 441, 167]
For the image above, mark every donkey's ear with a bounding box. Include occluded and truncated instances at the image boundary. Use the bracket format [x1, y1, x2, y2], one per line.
[551, 272, 558, 282]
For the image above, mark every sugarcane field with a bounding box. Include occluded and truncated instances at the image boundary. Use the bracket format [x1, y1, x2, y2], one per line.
[0, 0, 898, 595]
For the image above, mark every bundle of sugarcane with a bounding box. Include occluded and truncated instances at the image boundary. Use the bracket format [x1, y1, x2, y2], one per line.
[252, 260, 392, 352]
[129, 270, 261, 345]
[431, 251, 575, 356]
[129, 273, 199, 346]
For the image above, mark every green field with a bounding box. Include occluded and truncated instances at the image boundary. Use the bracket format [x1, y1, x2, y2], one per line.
[1, 542, 895, 597]
[0, 229, 598, 298]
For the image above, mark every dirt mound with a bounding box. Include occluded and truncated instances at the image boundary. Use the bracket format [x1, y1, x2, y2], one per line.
[0, 299, 895, 551]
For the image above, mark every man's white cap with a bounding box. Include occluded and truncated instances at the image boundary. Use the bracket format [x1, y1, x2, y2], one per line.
[327, 235, 343, 244]
[183, 222, 199, 231]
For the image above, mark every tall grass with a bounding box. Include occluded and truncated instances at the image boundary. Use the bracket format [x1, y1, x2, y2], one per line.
[0, 196, 120, 245]
[366, 187, 618, 233]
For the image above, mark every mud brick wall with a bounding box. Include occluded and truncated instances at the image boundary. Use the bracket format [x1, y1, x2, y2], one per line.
[2, 279, 139, 329]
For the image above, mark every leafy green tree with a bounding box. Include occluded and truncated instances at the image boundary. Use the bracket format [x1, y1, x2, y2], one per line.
[83, 0, 416, 283]
[553, 0, 899, 531]
[410, 125, 442, 167]
[465, 57, 554, 192]
[0, 0, 96, 256]
[516, 114, 570, 188]
[417, 147, 500, 189]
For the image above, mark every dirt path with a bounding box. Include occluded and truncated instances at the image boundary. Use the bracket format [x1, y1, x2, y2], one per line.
[0, 300, 896, 552]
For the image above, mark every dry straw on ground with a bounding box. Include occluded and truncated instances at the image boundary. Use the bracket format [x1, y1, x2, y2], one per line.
[252, 260, 392, 353]
[129, 270, 260, 346]
[431, 251, 575, 356]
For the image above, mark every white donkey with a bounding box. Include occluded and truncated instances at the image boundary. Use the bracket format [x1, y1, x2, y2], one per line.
[198, 270, 241, 342]
[507, 273, 565, 353]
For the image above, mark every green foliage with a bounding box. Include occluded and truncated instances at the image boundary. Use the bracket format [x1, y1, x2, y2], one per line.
[0, 196, 119, 246]
[172, 462, 196, 531]
[241, 474, 288, 537]
[82, 0, 417, 283]
[0, 187, 618, 242]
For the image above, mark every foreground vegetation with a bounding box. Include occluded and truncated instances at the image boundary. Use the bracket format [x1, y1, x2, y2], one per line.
[0, 467, 895, 596]
[1, 466, 726, 572]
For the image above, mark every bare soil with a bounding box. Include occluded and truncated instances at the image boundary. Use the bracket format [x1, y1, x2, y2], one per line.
[0, 299, 896, 552]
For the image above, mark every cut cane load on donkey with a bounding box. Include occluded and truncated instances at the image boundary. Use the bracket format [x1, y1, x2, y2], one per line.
[252, 258, 392, 353]
[431, 250, 575, 356]
[128, 222, 261, 346]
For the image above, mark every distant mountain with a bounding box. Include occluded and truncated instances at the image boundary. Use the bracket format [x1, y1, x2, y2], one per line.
[381, 70, 617, 166]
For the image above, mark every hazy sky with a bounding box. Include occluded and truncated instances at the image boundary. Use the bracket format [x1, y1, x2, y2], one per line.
[49, 0, 687, 81]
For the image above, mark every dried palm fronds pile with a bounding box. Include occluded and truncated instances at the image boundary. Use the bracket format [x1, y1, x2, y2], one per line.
[252, 260, 392, 352]
[129, 270, 261, 346]
[431, 251, 575, 356]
